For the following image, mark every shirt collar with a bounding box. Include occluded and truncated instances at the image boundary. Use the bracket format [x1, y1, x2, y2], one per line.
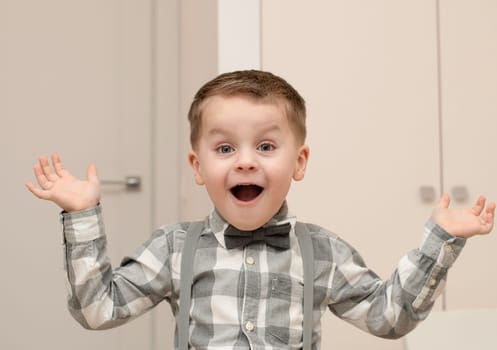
[205, 201, 296, 249]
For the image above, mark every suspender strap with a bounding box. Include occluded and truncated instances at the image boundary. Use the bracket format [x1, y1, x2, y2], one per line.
[178, 221, 314, 350]
[295, 222, 314, 350]
[178, 221, 204, 350]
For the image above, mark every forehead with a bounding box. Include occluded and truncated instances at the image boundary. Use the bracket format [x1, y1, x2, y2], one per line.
[200, 95, 288, 128]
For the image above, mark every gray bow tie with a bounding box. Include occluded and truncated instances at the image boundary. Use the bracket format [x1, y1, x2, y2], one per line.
[224, 223, 291, 250]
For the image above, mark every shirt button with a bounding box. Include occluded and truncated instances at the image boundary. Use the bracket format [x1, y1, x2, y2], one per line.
[429, 278, 437, 287]
[246, 256, 255, 265]
[245, 321, 254, 332]
[444, 245, 453, 254]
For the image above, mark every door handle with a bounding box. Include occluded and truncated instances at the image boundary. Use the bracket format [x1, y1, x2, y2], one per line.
[419, 185, 436, 202]
[100, 176, 141, 190]
[451, 185, 468, 202]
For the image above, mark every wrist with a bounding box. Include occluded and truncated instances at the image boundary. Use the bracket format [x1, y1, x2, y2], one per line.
[61, 205, 104, 243]
[62, 202, 100, 214]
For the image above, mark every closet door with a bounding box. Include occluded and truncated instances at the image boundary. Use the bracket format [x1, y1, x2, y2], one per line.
[262, 1, 440, 349]
[439, 0, 497, 309]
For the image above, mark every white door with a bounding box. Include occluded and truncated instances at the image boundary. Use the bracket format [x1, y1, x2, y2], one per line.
[438, 0, 497, 309]
[1, 1, 176, 349]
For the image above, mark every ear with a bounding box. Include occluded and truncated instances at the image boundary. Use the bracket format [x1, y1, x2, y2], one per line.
[293, 144, 310, 181]
[188, 150, 205, 185]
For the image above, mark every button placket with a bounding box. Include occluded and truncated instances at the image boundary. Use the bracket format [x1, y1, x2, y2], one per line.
[241, 247, 260, 344]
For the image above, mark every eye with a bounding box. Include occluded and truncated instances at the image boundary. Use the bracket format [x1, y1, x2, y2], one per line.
[217, 144, 234, 154]
[257, 142, 275, 152]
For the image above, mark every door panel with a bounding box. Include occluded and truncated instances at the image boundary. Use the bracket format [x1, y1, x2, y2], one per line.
[2, 1, 155, 349]
[262, 1, 440, 349]
[439, 0, 497, 309]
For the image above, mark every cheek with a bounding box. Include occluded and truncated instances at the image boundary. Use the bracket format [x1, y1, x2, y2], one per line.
[271, 157, 302, 187]
[266, 162, 294, 186]
[202, 165, 227, 187]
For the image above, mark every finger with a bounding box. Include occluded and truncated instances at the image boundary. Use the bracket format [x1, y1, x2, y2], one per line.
[39, 155, 58, 182]
[471, 195, 486, 216]
[476, 202, 495, 234]
[481, 214, 494, 234]
[25, 182, 50, 200]
[86, 164, 99, 184]
[437, 193, 450, 210]
[33, 163, 52, 189]
[486, 201, 496, 215]
[51, 153, 69, 177]
[485, 202, 496, 224]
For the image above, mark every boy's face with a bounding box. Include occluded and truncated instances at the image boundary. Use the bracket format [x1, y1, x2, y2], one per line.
[189, 95, 309, 231]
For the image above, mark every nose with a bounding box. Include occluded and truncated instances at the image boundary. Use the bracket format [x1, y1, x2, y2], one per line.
[235, 149, 258, 172]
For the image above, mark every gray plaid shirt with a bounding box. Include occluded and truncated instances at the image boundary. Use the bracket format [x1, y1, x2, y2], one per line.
[62, 202, 465, 349]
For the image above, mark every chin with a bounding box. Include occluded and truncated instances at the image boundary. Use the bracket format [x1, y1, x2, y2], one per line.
[233, 223, 262, 231]
[227, 214, 270, 231]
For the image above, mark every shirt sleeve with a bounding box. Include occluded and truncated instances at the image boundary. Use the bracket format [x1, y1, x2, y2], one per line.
[61, 205, 173, 330]
[326, 218, 466, 339]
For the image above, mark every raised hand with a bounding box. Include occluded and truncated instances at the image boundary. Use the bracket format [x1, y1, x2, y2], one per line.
[26, 154, 100, 212]
[432, 194, 495, 238]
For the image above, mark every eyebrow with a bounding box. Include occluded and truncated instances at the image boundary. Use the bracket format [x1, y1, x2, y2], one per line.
[207, 124, 282, 137]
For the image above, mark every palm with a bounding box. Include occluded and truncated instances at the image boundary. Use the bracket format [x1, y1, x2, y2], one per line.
[433, 194, 495, 238]
[26, 154, 100, 212]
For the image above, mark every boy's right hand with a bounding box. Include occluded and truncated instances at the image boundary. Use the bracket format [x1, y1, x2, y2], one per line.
[26, 154, 100, 212]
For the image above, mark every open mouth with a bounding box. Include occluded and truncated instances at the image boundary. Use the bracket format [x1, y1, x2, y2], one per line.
[230, 184, 264, 202]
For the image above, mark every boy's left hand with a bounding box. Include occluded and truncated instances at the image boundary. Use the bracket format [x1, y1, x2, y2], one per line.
[432, 194, 495, 238]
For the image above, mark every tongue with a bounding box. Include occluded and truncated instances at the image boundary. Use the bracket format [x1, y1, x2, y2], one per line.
[234, 185, 262, 201]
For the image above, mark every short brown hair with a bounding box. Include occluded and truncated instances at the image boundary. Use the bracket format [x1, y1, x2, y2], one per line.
[188, 70, 306, 148]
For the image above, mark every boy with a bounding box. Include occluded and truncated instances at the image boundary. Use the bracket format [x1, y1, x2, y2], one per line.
[26, 70, 495, 349]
